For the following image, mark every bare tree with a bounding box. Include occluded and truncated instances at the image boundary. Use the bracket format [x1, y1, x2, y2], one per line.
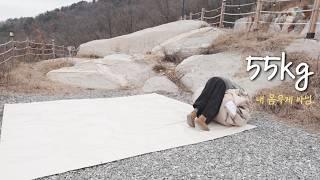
[156, 0, 171, 22]
[128, 0, 134, 33]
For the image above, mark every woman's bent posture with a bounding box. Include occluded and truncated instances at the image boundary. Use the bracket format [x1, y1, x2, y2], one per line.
[187, 77, 250, 131]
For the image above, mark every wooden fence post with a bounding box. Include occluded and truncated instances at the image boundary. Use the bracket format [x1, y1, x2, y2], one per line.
[184, 14, 187, 20]
[11, 39, 16, 78]
[307, 0, 320, 39]
[62, 45, 66, 57]
[219, 0, 226, 28]
[24, 38, 28, 62]
[68, 47, 72, 57]
[253, 0, 263, 31]
[42, 42, 45, 60]
[30, 40, 34, 60]
[200, 8, 205, 21]
[28, 38, 31, 62]
[1, 52, 4, 84]
[12, 38, 15, 56]
[190, 12, 193, 20]
[52, 39, 56, 59]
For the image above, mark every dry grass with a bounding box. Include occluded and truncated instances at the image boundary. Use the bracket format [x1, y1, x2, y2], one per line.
[78, 54, 102, 59]
[254, 53, 320, 133]
[152, 59, 189, 92]
[208, 31, 296, 56]
[255, 84, 320, 134]
[162, 49, 183, 64]
[165, 68, 190, 92]
[152, 64, 167, 73]
[0, 59, 81, 95]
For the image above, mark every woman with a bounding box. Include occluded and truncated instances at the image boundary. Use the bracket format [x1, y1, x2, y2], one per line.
[187, 76, 250, 131]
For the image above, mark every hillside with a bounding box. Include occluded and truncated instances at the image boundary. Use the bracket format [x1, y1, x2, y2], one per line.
[0, 0, 213, 47]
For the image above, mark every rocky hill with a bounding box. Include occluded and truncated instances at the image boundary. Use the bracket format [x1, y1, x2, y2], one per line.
[46, 19, 320, 97]
[0, 0, 212, 46]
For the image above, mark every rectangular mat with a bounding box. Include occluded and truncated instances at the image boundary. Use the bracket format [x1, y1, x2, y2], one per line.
[0, 94, 255, 180]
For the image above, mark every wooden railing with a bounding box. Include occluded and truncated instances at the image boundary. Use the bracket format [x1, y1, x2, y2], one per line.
[0, 39, 77, 84]
[184, 0, 319, 36]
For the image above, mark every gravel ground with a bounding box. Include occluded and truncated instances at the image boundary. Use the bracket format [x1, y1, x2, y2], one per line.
[1, 90, 320, 180]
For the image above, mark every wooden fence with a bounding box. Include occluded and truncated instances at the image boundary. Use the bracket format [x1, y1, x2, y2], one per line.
[185, 0, 320, 37]
[0, 39, 77, 84]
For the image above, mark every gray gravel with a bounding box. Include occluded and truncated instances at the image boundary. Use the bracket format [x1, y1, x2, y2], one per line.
[1, 90, 320, 180]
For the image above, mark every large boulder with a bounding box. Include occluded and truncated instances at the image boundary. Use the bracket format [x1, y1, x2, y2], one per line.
[176, 53, 242, 93]
[293, 19, 308, 33]
[300, 19, 320, 39]
[286, 39, 320, 59]
[233, 14, 270, 32]
[176, 53, 283, 96]
[268, 15, 295, 33]
[281, 15, 295, 33]
[47, 54, 156, 89]
[233, 16, 254, 32]
[152, 27, 226, 60]
[142, 76, 179, 93]
[266, 7, 308, 33]
[77, 20, 209, 57]
[268, 23, 282, 33]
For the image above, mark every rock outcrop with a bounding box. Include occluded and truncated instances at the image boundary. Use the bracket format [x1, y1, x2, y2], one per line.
[77, 20, 209, 57]
[152, 27, 225, 60]
[176, 53, 242, 93]
[233, 16, 254, 32]
[300, 19, 320, 38]
[234, 7, 315, 34]
[47, 54, 156, 89]
[142, 76, 179, 93]
[176, 53, 283, 96]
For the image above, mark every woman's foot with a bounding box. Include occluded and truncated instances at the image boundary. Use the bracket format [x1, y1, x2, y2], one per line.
[187, 111, 197, 127]
[195, 115, 210, 131]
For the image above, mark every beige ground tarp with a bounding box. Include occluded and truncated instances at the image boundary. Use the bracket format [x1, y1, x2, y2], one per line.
[0, 94, 255, 180]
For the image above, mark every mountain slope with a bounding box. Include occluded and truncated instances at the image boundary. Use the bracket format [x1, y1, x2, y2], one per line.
[0, 0, 211, 46]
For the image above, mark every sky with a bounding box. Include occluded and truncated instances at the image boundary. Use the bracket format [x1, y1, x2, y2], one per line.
[0, 0, 89, 21]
